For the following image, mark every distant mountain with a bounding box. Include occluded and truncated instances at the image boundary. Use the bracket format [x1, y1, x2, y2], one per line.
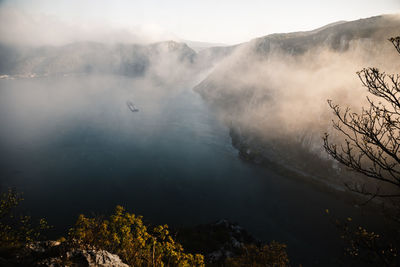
[180, 39, 227, 52]
[0, 40, 197, 78]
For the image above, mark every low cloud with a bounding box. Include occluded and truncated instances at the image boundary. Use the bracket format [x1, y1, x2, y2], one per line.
[0, 7, 177, 46]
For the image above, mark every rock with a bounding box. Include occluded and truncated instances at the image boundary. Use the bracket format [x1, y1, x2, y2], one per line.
[1, 241, 129, 267]
[65, 249, 129, 267]
[27, 241, 61, 253]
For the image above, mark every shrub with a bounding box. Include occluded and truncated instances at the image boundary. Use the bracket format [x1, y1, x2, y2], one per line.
[68, 205, 204, 266]
[0, 188, 49, 250]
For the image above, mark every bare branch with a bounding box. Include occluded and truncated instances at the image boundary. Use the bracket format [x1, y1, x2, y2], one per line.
[390, 37, 400, 54]
[324, 36, 400, 202]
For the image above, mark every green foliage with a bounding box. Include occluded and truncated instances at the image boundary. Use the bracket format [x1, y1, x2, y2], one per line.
[0, 188, 50, 250]
[68, 205, 204, 267]
[225, 241, 289, 267]
[0, 188, 22, 219]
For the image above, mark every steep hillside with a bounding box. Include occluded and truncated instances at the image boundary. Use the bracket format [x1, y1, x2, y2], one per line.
[194, 14, 400, 188]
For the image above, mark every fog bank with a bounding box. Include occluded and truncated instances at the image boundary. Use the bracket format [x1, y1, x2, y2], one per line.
[195, 14, 400, 188]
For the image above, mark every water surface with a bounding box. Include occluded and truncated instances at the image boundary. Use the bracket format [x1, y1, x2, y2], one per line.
[0, 75, 388, 265]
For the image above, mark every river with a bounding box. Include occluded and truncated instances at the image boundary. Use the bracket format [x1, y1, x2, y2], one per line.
[0, 74, 389, 265]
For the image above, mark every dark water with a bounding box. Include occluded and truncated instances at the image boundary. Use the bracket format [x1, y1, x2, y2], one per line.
[0, 75, 389, 265]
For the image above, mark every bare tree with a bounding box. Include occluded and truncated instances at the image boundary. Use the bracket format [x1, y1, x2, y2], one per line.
[323, 37, 400, 202]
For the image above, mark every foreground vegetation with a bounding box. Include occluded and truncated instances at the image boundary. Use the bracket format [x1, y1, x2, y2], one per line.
[69, 205, 204, 266]
[0, 188, 289, 266]
[0, 188, 50, 250]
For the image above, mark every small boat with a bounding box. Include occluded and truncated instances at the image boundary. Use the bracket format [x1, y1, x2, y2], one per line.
[127, 101, 139, 112]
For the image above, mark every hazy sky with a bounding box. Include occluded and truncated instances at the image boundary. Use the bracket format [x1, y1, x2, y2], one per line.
[1, 0, 400, 44]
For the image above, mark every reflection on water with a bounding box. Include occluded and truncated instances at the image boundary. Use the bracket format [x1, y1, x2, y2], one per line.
[0, 75, 389, 265]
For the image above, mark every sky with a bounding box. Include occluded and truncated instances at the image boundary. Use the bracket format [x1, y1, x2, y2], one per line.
[1, 0, 400, 44]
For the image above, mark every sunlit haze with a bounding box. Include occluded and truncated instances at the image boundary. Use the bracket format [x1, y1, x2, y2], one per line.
[1, 0, 399, 44]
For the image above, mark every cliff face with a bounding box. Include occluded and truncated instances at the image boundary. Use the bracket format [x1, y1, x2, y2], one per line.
[194, 14, 400, 187]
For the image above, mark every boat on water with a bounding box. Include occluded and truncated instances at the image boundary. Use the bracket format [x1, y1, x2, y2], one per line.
[127, 101, 139, 112]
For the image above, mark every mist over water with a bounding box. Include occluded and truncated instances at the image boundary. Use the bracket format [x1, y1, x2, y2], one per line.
[0, 74, 392, 265]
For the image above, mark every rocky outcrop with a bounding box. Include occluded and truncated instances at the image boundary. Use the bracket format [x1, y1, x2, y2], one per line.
[1, 241, 129, 267]
[66, 249, 129, 267]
